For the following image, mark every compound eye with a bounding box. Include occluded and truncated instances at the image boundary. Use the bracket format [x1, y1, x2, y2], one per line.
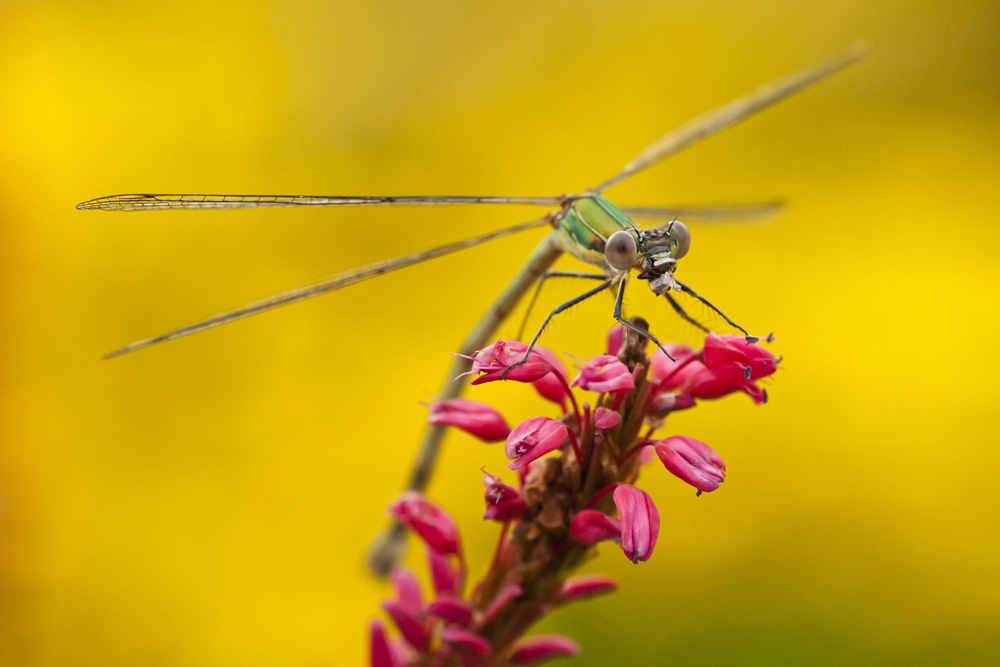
[604, 230, 638, 271]
[670, 220, 691, 259]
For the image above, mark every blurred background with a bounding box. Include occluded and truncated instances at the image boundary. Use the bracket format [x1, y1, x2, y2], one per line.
[2, 1, 998, 665]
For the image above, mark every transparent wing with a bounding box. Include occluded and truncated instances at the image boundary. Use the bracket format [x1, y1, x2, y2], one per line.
[77, 193, 562, 211]
[105, 216, 550, 358]
[593, 42, 869, 192]
[621, 201, 783, 224]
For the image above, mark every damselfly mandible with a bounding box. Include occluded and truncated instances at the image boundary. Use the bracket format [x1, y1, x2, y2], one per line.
[78, 43, 867, 574]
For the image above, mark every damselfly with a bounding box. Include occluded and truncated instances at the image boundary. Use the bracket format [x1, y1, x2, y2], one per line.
[78, 43, 867, 573]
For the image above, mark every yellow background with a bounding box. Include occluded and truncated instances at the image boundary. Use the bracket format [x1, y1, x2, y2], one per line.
[2, 1, 998, 665]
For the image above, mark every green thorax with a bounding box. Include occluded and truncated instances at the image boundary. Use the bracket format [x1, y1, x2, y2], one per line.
[555, 194, 636, 269]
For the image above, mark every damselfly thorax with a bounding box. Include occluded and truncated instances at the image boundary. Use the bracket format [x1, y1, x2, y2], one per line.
[553, 193, 688, 293]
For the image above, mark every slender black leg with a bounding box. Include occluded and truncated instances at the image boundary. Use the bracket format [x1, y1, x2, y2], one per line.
[613, 280, 675, 361]
[501, 279, 613, 378]
[664, 291, 711, 333]
[517, 270, 609, 341]
[674, 278, 757, 343]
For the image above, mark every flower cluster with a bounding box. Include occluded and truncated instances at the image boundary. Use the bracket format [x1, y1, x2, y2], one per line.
[371, 328, 778, 665]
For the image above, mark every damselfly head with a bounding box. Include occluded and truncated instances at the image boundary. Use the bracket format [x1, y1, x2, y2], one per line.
[637, 219, 690, 275]
[636, 220, 692, 295]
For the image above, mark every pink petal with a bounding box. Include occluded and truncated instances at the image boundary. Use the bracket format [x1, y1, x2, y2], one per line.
[569, 509, 622, 545]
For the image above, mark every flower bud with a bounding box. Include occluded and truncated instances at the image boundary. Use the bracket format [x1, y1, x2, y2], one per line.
[606, 324, 625, 356]
[426, 398, 511, 442]
[569, 509, 621, 545]
[388, 492, 461, 555]
[509, 635, 581, 664]
[427, 595, 474, 627]
[613, 484, 659, 563]
[555, 574, 618, 604]
[647, 391, 697, 417]
[483, 583, 524, 624]
[594, 407, 621, 429]
[426, 546, 463, 596]
[571, 354, 635, 394]
[655, 435, 726, 493]
[440, 627, 491, 663]
[389, 566, 424, 609]
[368, 618, 398, 667]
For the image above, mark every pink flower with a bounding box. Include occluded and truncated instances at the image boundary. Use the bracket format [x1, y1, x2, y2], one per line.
[509, 635, 581, 664]
[426, 398, 510, 442]
[613, 484, 659, 563]
[655, 436, 726, 493]
[505, 416, 568, 471]
[555, 574, 618, 604]
[569, 509, 622, 545]
[572, 354, 635, 394]
[440, 627, 491, 663]
[388, 492, 461, 555]
[461, 340, 552, 385]
[369, 618, 398, 667]
[682, 365, 767, 404]
[381, 599, 430, 650]
[648, 335, 778, 405]
[482, 473, 527, 521]
[606, 325, 625, 356]
[594, 407, 621, 429]
[380, 566, 430, 649]
[389, 566, 424, 609]
[530, 345, 571, 408]
[647, 391, 697, 416]
[427, 596, 474, 627]
[426, 546, 463, 596]
[703, 333, 778, 382]
[650, 344, 700, 389]
[483, 583, 524, 624]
